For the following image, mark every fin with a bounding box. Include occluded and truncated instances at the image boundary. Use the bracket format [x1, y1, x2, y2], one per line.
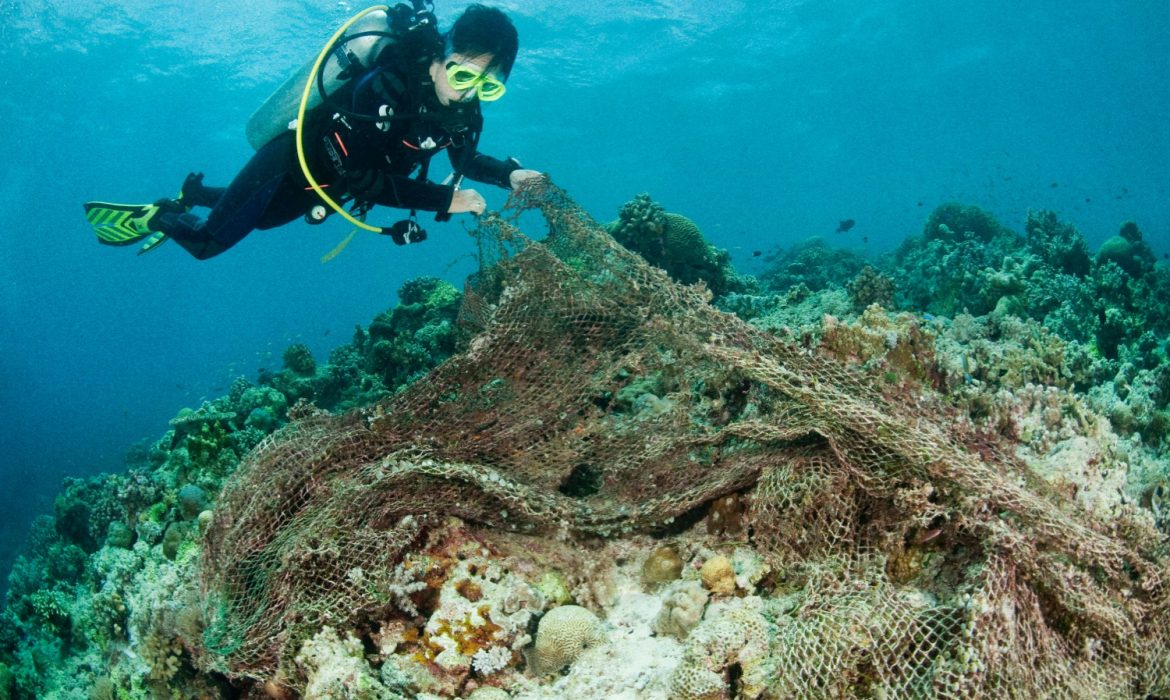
[136, 231, 170, 255]
[84, 201, 163, 246]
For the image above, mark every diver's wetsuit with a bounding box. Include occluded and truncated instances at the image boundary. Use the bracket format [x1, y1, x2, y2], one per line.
[158, 48, 520, 260]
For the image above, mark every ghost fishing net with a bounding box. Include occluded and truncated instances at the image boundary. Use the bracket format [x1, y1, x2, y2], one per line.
[199, 180, 1169, 697]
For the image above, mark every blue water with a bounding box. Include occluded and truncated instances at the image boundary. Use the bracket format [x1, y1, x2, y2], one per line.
[0, 0, 1167, 575]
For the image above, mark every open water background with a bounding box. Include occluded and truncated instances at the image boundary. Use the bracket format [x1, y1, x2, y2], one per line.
[0, 0, 1167, 581]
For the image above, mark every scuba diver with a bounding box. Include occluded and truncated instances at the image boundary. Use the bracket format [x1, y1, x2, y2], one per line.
[84, 2, 542, 258]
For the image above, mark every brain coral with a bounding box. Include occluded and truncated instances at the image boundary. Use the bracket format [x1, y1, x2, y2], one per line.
[526, 605, 603, 676]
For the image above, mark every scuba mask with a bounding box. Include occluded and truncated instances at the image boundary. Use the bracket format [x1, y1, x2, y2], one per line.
[444, 61, 507, 102]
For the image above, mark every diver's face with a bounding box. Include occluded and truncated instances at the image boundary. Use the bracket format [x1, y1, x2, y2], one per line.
[431, 52, 495, 106]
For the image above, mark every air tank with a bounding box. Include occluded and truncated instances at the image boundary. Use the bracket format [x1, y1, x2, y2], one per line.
[246, 10, 392, 150]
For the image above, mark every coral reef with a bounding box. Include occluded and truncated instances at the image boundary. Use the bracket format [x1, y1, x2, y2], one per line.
[756, 203, 1170, 453]
[608, 193, 754, 297]
[0, 279, 466, 698]
[1, 183, 1168, 699]
[893, 202, 1025, 316]
[757, 236, 869, 294]
[262, 276, 464, 411]
[188, 182, 1166, 698]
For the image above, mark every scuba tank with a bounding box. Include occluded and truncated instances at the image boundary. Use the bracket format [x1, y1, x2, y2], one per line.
[246, 3, 440, 151]
[246, 10, 392, 151]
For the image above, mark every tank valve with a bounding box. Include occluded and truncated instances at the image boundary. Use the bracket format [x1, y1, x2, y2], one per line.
[305, 204, 328, 224]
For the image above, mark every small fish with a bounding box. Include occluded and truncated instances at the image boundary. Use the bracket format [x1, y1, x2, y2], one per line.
[752, 250, 762, 257]
[836, 218, 855, 234]
[1050, 182, 1059, 188]
[862, 236, 868, 244]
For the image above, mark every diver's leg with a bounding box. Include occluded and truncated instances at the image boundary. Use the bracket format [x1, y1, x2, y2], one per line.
[178, 172, 227, 209]
[156, 133, 301, 260]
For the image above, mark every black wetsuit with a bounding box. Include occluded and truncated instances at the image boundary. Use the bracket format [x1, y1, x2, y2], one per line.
[158, 49, 519, 260]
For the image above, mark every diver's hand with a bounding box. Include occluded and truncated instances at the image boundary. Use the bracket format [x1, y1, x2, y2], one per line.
[448, 189, 486, 215]
[509, 169, 544, 190]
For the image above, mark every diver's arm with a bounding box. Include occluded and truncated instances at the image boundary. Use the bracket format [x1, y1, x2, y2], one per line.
[448, 144, 523, 190]
[352, 171, 456, 212]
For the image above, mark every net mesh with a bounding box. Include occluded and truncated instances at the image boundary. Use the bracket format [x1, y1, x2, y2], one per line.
[199, 181, 1169, 697]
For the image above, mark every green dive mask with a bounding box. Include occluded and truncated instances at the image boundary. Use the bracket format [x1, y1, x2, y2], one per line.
[445, 61, 507, 102]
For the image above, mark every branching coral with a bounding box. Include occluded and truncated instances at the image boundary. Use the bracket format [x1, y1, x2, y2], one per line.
[382, 562, 428, 617]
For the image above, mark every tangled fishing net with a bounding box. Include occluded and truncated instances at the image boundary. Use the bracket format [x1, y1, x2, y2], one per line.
[199, 180, 1169, 698]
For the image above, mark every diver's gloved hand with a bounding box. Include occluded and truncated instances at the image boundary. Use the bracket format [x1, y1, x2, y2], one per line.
[508, 169, 544, 190]
[345, 169, 388, 201]
[447, 189, 486, 216]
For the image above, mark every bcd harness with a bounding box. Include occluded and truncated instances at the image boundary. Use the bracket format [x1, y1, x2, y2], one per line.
[296, 1, 487, 244]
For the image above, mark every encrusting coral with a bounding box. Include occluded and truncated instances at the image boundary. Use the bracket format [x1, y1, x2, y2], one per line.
[669, 596, 774, 700]
[653, 580, 708, 639]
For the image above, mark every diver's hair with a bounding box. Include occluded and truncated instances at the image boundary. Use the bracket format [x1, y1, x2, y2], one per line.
[445, 4, 519, 80]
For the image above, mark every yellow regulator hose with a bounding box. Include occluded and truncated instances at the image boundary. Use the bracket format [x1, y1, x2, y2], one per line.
[296, 5, 390, 233]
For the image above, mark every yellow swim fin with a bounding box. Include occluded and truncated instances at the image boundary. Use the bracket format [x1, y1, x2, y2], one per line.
[83, 201, 163, 246]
